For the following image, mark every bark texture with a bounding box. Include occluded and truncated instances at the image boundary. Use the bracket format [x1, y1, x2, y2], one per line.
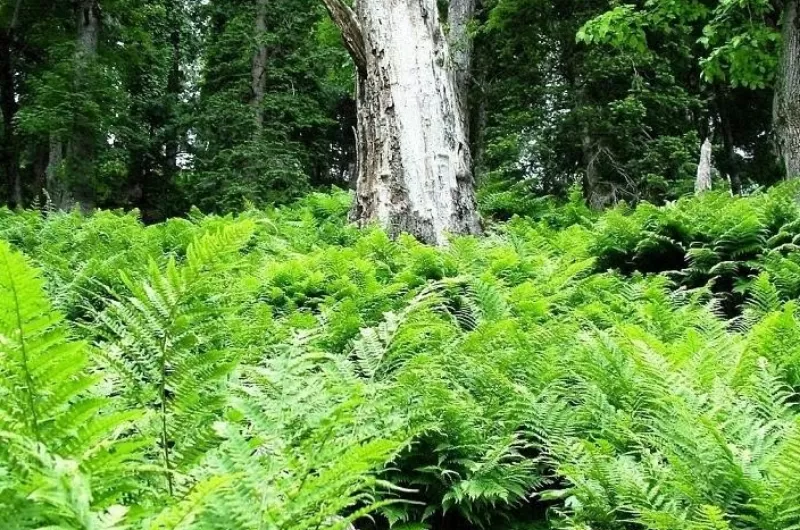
[775, 0, 800, 179]
[69, 0, 100, 209]
[325, 0, 481, 245]
[45, 134, 68, 208]
[45, 0, 101, 210]
[251, 0, 268, 129]
[695, 137, 713, 194]
[448, 0, 474, 127]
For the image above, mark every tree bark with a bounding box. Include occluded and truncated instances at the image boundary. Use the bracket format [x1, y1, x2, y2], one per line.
[448, 0, 474, 133]
[323, 0, 481, 245]
[44, 0, 100, 210]
[46, 134, 68, 209]
[695, 137, 713, 194]
[251, 0, 268, 130]
[775, 0, 800, 179]
[69, 0, 100, 210]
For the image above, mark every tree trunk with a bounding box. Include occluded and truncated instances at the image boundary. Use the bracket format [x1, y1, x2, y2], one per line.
[46, 134, 69, 209]
[251, 0, 268, 130]
[716, 90, 742, 194]
[582, 129, 606, 209]
[775, 0, 800, 179]
[44, 0, 100, 210]
[448, 0, 474, 133]
[165, 0, 182, 175]
[695, 137, 713, 194]
[322, 0, 481, 245]
[0, 31, 20, 207]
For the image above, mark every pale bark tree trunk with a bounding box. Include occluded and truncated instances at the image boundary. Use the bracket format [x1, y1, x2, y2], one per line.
[695, 137, 713, 194]
[251, 0, 268, 130]
[45, 134, 69, 209]
[322, 0, 481, 245]
[775, 0, 800, 179]
[45, 0, 100, 210]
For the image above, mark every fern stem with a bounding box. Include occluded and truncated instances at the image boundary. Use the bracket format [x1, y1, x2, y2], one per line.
[2, 252, 41, 441]
[160, 332, 174, 496]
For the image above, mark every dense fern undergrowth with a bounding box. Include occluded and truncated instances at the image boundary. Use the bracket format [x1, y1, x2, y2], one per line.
[3, 185, 800, 529]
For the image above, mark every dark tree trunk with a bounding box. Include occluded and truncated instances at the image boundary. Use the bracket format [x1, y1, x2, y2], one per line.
[775, 0, 800, 178]
[251, 0, 268, 130]
[716, 90, 742, 195]
[165, 1, 182, 176]
[322, 0, 481, 245]
[0, 31, 20, 207]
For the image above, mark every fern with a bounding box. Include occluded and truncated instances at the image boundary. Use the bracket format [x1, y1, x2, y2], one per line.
[92, 221, 255, 496]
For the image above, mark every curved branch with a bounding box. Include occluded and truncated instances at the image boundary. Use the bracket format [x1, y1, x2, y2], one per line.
[320, 0, 366, 74]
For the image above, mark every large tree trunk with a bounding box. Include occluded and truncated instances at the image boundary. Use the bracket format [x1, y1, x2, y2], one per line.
[45, 0, 100, 210]
[322, 0, 481, 245]
[251, 0, 268, 130]
[775, 0, 800, 179]
[70, 0, 99, 209]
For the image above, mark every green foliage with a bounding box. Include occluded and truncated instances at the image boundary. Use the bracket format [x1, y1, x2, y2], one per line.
[4, 189, 800, 529]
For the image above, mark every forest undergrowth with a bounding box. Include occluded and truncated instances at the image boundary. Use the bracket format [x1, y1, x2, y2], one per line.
[3, 184, 800, 529]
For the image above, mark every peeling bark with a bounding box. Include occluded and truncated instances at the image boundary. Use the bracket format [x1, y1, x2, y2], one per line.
[251, 0, 268, 129]
[695, 137, 713, 194]
[320, 0, 366, 74]
[775, 0, 800, 179]
[326, 0, 481, 245]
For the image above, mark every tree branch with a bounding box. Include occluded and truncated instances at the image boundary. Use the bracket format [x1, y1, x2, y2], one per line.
[320, 0, 366, 74]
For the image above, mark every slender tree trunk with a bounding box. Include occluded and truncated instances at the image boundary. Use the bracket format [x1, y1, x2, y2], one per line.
[0, 31, 20, 207]
[695, 137, 713, 194]
[46, 134, 67, 208]
[322, 0, 481, 245]
[582, 129, 606, 209]
[251, 0, 268, 130]
[775, 0, 800, 178]
[715, 90, 742, 194]
[165, 1, 182, 175]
